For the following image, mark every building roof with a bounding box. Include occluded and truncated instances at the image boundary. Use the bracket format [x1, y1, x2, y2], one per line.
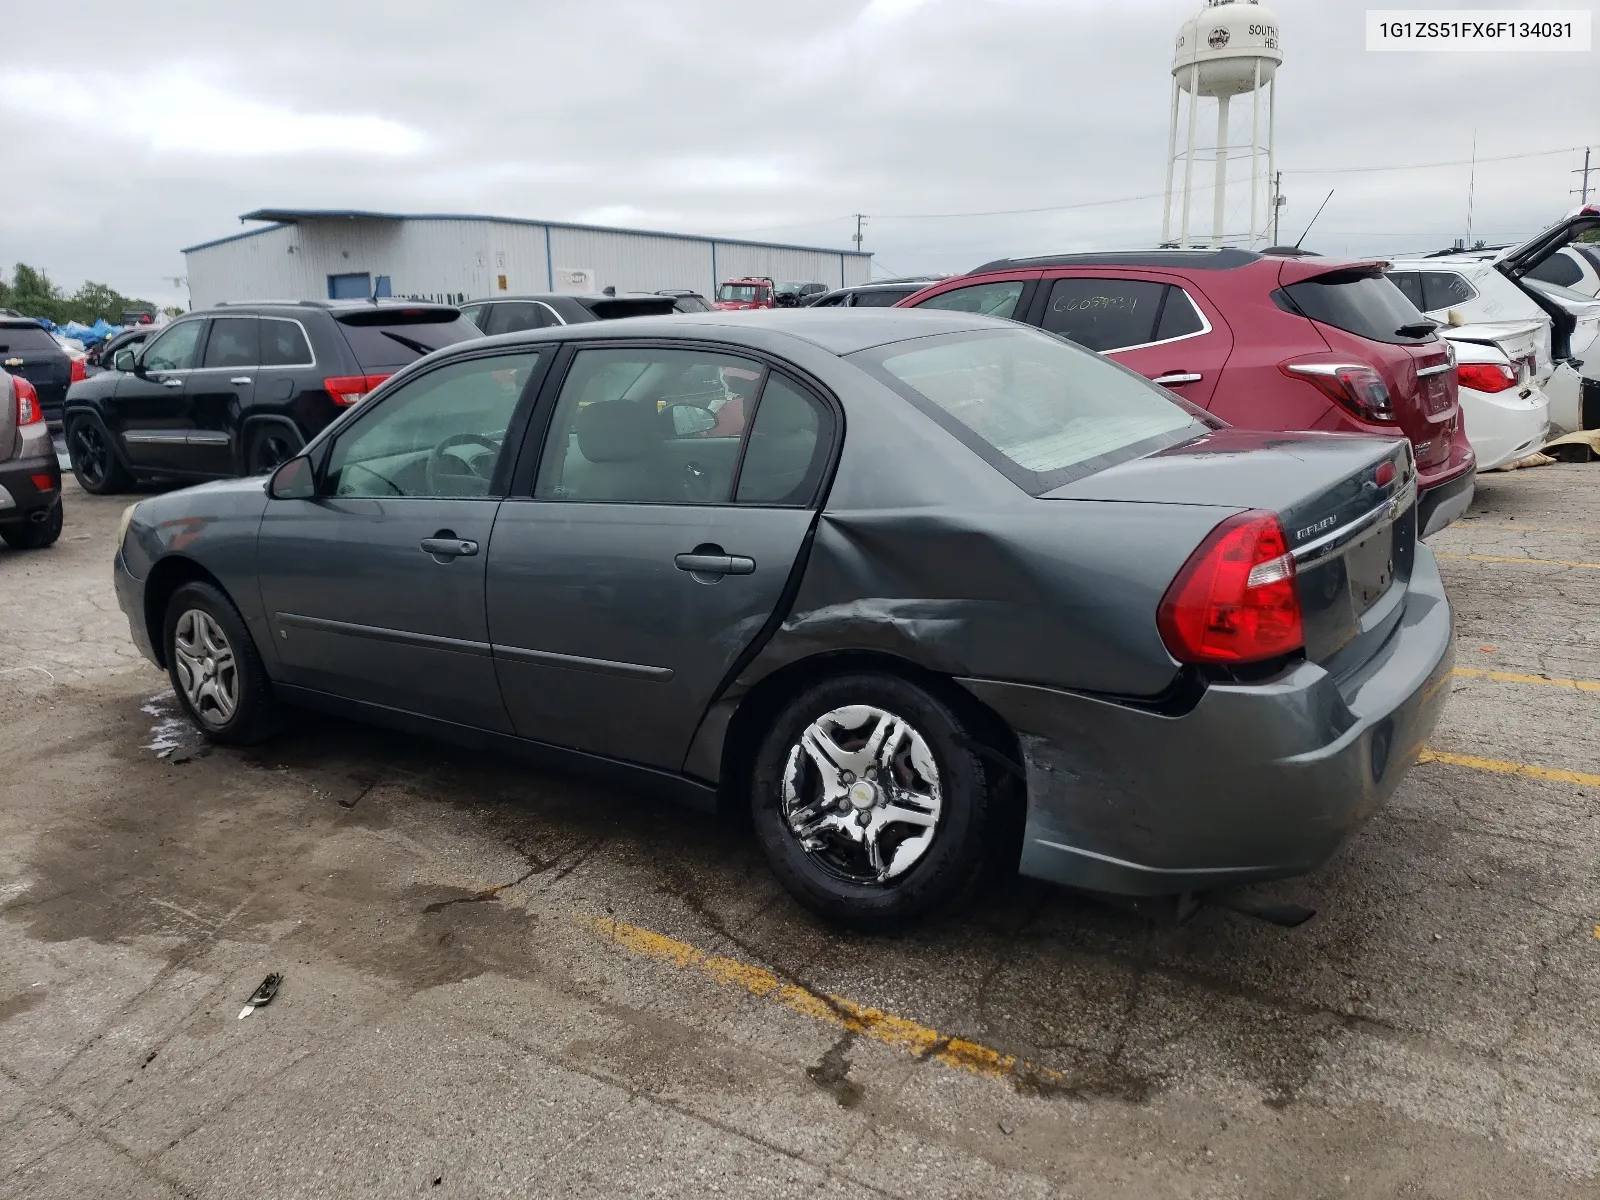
[181, 209, 871, 258]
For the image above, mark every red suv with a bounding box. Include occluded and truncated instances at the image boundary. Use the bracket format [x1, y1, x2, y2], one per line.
[898, 249, 1476, 535]
[713, 278, 776, 311]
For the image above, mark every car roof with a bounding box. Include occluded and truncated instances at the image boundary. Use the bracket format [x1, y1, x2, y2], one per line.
[972, 248, 1262, 272]
[0, 317, 50, 328]
[467, 307, 1007, 356]
[207, 299, 460, 315]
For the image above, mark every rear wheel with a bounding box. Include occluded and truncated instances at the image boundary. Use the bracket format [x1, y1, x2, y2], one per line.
[245, 425, 302, 476]
[162, 581, 280, 744]
[751, 672, 997, 929]
[0, 502, 63, 549]
[67, 416, 132, 494]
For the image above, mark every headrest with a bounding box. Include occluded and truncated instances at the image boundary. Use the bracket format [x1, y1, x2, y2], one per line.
[575, 400, 658, 463]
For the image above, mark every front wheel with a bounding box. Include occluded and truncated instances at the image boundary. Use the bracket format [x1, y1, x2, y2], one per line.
[750, 672, 999, 929]
[162, 581, 280, 744]
[67, 416, 133, 494]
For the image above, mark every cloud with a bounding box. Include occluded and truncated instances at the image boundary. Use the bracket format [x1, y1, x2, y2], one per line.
[0, 68, 429, 158]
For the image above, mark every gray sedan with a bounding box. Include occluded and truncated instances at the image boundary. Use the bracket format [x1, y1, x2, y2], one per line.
[113, 310, 1453, 926]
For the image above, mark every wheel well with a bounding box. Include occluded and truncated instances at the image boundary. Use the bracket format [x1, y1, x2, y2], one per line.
[141, 557, 228, 668]
[717, 649, 1026, 814]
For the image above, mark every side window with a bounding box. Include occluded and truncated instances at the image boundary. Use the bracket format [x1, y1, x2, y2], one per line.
[849, 289, 906, 308]
[486, 302, 544, 335]
[460, 304, 487, 331]
[202, 317, 259, 369]
[1154, 288, 1205, 341]
[534, 347, 764, 504]
[323, 352, 539, 499]
[260, 319, 313, 367]
[1420, 271, 1477, 312]
[810, 293, 846, 308]
[913, 280, 1026, 320]
[1390, 272, 1425, 310]
[140, 321, 206, 371]
[735, 375, 834, 506]
[1039, 279, 1165, 351]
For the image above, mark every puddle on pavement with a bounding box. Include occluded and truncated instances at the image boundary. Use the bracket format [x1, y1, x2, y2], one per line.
[141, 689, 198, 758]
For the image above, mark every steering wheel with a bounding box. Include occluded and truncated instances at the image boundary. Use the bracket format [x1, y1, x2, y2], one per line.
[425, 433, 502, 496]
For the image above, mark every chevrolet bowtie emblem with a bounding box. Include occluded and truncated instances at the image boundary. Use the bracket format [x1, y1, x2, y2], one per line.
[3, 358, 22, 367]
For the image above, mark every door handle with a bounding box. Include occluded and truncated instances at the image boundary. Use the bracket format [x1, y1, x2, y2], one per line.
[161, 378, 183, 388]
[420, 536, 479, 559]
[230, 376, 253, 385]
[675, 553, 756, 577]
[1152, 372, 1203, 386]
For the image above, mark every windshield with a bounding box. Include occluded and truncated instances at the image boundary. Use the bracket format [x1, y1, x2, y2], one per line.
[775, 282, 807, 295]
[717, 284, 766, 302]
[856, 327, 1205, 493]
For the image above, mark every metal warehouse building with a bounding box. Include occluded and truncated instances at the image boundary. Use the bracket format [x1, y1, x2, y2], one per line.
[181, 209, 873, 309]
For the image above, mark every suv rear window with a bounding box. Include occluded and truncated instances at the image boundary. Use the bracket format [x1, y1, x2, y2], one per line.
[856, 327, 1204, 494]
[0, 324, 64, 354]
[1277, 270, 1434, 345]
[334, 309, 482, 370]
[582, 296, 678, 320]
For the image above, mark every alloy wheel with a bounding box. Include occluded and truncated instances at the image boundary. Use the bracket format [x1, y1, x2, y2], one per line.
[780, 704, 944, 885]
[172, 608, 239, 727]
[71, 422, 108, 487]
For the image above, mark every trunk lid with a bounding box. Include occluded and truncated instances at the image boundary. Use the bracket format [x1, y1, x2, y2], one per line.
[1046, 428, 1417, 676]
[1440, 319, 1545, 384]
[1494, 205, 1600, 280]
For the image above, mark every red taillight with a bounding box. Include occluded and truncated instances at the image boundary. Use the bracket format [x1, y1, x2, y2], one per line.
[31, 473, 55, 491]
[1158, 510, 1304, 665]
[1375, 459, 1396, 487]
[13, 377, 42, 426]
[70, 356, 87, 383]
[1282, 361, 1394, 423]
[323, 373, 392, 406]
[1456, 361, 1518, 394]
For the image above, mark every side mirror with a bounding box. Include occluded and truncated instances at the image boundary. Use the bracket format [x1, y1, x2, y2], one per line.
[114, 348, 137, 372]
[268, 455, 316, 500]
[668, 405, 718, 437]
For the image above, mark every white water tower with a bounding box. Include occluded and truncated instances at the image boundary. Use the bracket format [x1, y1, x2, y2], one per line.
[1161, 0, 1283, 249]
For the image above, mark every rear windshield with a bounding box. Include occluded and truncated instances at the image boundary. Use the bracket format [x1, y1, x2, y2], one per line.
[0, 324, 65, 354]
[717, 284, 767, 302]
[334, 310, 482, 370]
[1277, 270, 1435, 345]
[855, 327, 1205, 494]
[582, 296, 678, 320]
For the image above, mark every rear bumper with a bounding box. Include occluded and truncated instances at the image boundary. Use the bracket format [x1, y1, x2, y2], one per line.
[960, 544, 1455, 897]
[0, 448, 62, 524]
[1417, 466, 1475, 537]
[1462, 384, 1551, 471]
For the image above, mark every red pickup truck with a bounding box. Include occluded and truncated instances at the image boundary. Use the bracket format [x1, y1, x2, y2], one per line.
[712, 277, 776, 311]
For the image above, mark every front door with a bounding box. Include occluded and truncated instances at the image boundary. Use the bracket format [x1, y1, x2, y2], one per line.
[114, 318, 207, 471]
[487, 344, 837, 770]
[1033, 273, 1234, 407]
[256, 349, 546, 732]
[187, 315, 259, 475]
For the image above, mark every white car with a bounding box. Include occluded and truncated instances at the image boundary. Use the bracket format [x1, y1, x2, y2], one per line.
[1388, 207, 1600, 435]
[1444, 328, 1551, 470]
[1526, 243, 1600, 298]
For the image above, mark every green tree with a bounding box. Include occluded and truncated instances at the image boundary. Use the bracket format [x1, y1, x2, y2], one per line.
[0, 264, 158, 326]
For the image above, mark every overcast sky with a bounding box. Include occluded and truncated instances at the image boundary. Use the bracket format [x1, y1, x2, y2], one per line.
[1, 0, 1595, 307]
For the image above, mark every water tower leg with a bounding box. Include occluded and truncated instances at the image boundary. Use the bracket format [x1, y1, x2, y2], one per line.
[1249, 59, 1262, 248]
[1212, 93, 1230, 248]
[1161, 75, 1180, 246]
[1179, 64, 1199, 248]
[1266, 77, 1277, 244]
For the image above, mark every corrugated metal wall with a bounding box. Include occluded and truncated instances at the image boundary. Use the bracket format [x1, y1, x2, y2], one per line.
[186, 217, 871, 308]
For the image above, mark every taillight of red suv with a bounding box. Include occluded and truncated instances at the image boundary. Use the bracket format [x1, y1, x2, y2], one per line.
[1280, 361, 1394, 423]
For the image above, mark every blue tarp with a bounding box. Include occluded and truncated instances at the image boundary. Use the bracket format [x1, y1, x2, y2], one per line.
[58, 318, 121, 346]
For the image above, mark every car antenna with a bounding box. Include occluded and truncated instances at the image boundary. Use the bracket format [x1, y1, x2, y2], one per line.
[1294, 190, 1334, 250]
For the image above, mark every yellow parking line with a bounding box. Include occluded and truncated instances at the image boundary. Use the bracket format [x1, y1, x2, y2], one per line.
[1450, 667, 1600, 693]
[1435, 553, 1600, 569]
[583, 915, 1059, 1085]
[1418, 749, 1600, 789]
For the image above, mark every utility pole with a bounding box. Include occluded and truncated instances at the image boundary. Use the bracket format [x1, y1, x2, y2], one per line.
[852, 214, 867, 251]
[1574, 147, 1594, 204]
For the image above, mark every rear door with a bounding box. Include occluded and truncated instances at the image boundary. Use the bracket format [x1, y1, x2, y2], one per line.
[186, 315, 259, 474]
[486, 342, 837, 770]
[114, 318, 207, 471]
[1031, 272, 1234, 406]
[256, 349, 547, 731]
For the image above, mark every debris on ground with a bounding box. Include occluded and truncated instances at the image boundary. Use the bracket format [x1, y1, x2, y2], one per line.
[238, 973, 282, 1020]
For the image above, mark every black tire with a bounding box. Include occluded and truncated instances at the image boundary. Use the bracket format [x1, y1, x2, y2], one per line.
[66, 415, 133, 494]
[245, 425, 303, 476]
[0, 503, 63, 550]
[162, 581, 281, 745]
[751, 672, 998, 929]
